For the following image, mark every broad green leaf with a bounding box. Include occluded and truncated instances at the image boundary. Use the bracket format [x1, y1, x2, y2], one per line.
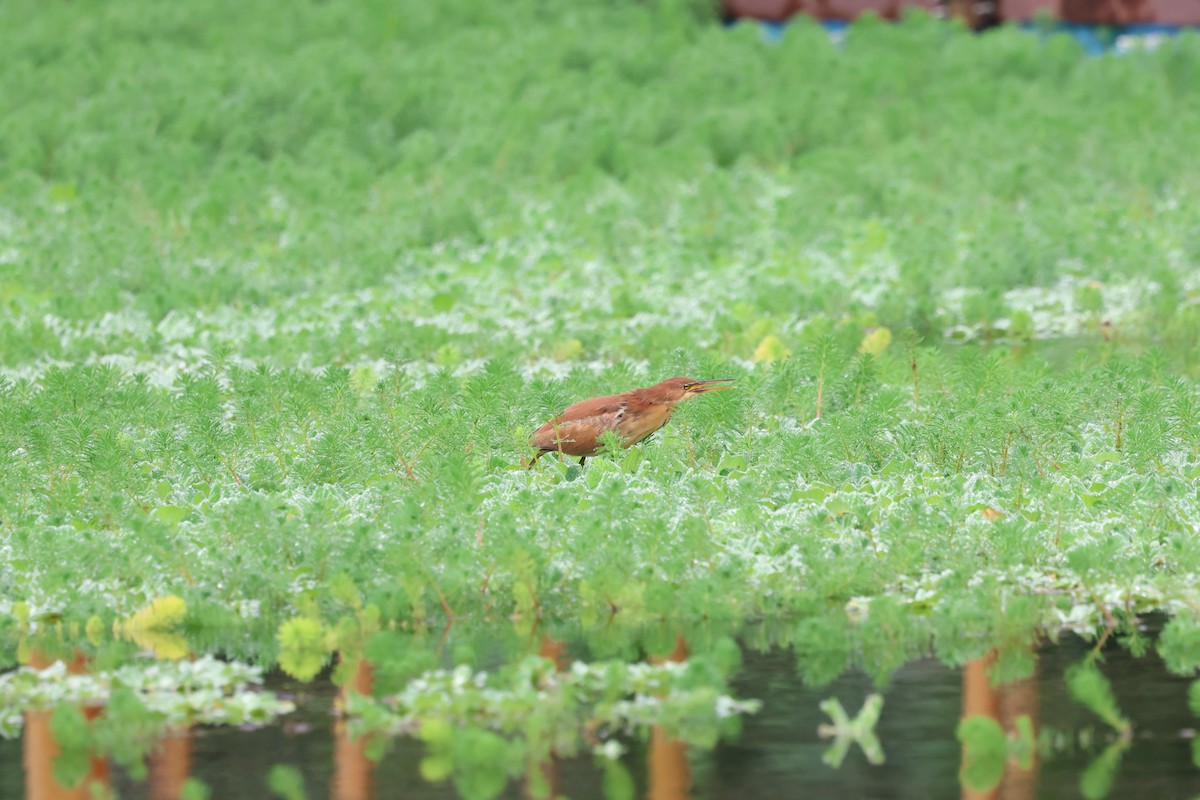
[276, 618, 330, 682]
[1080, 740, 1126, 800]
[181, 778, 213, 800]
[602, 760, 635, 800]
[858, 326, 892, 355]
[753, 335, 790, 363]
[957, 715, 1006, 793]
[267, 764, 307, 800]
[49, 704, 92, 788]
[1066, 662, 1129, 733]
[154, 505, 190, 524]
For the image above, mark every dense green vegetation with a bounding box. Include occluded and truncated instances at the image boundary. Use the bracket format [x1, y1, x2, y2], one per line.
[3, 0, 1200, 796]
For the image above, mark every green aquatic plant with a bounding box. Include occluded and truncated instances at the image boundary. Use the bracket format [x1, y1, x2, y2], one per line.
[0, 655, 292, 785]
[1066, 661, 1131, 736]
[267, 764, 308, 800]
[3, 345, 1200, 683]
[955, 659, 1134, 798]
[346, 654, 759, 799]
[1, 2, 1200, 794]
[957, 714, 1036, 793]
[0, 656, 293, 739]
[817, 693, 884, 767]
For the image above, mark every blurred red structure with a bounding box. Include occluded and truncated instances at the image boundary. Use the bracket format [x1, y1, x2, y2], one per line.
[724, 0, 1200, 25]
[726, 0, 931, 20]
[1004, 0, 1200, 24]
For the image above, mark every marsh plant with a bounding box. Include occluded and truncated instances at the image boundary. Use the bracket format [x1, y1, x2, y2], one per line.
[2, 0, 1200, 796]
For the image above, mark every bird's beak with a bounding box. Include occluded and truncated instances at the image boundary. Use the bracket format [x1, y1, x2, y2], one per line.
[690, 378, 735, 393]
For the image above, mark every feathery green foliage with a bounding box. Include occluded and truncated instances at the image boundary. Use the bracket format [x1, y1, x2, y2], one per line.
[3, 0, 1200, 795]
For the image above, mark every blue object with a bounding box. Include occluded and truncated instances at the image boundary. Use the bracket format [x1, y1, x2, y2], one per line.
[1114, 23, 1186, 53]
[757, 20, 788, 42]
[739, 15, 1192, 54]
[741, 17, 851, 46]
[1018, 20, 1114, 55]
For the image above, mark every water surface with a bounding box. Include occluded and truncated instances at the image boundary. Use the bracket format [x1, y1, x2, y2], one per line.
[5, 630, 1199, 799]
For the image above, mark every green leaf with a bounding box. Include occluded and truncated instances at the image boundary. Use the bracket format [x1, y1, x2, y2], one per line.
[85, 615, 105, 646]
[420, 754, 454, 782]
[432, 292, 457, 312]
[858, 326, 892, 355]
[1066, 662, 1129, 733]
[419, 718, 455, 747]
[1188, 680, 1200, 717]
[826, 497, 853, 516]
[181, 778, 213, 800]
[276, 618, 330, 682]
[328, 573, 362, 610]
[48, 182, 78, 203]
[349, 365, 378, 396]
[267, 764, 307, 800]
[1011, 715, 1036, 771]
[957, 715, 1006, 793]
[1080, 740, 1126, 800]
[793, 486, 828, 503]
[452, 728, 514, 800]
[550, 338, 584, 361]
[154, 505, 190, 524]
[1159, 617, 1200, 676]
[717, 454, 747, 475]
[753, 334, 790, 363]
[1075, 283, 1104, 314]
[602, 759, 635, 800]
[49, 704, 93, 788]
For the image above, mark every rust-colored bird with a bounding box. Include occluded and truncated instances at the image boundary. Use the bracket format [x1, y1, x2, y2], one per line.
[527, 377, 734, 468]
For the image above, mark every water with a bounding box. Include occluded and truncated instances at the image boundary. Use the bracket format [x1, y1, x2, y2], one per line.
[3, 632, 1199, 799]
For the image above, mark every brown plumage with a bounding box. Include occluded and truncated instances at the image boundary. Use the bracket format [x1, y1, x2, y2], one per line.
[527, 377, 733, 468]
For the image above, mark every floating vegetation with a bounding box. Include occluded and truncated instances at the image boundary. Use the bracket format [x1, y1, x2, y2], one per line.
[2, 0, 1200, 795]
[347, 654, 759, 800]
[349, 654, 759, 746]
[0, 656, 293, 739]
[818, 693, 884, 767]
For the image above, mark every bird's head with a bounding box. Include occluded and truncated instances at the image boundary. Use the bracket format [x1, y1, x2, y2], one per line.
[649, 376, 735, 403]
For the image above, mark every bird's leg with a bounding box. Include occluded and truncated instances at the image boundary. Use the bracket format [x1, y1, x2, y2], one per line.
[578, 456, 587, 468]
[526, 450, 544, 470]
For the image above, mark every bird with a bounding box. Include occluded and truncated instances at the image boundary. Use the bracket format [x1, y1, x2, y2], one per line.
[526, 377, 733, 468]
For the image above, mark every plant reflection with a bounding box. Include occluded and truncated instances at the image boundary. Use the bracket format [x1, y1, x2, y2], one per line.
[334, 653, 376, 800]
[24, 650, 109, 800]
[525, 636, 568, 800]
[147, 728, 192, 800]
[960, 652, 1038, 800]
[648, 636, 692, 800]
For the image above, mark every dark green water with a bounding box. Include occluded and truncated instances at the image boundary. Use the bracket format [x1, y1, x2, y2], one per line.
[3, 632, 1199, 799]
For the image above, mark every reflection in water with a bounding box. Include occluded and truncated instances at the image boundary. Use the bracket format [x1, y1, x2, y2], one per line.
[148, 729, 192, 800]
[649, 727, 692, 800]
[648, 637, 692, 800]
[24, 651, 110, 800]
[334, 654, 376, 800]
[538, 635, 568, 671]
[20, 632, 1173, 799]
[997, 668, 1038, 800]
[961, 652, 1038, 800]
[962, 656, 1000, 800]
[526, 637, 569, 800]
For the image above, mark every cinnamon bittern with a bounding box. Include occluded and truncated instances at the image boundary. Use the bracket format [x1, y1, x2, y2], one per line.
[527, 377, 733, 468]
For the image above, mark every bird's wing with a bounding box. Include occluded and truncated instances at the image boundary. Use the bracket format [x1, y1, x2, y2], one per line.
[529, 394, 628, 456]
[555, 393, 627, 422]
